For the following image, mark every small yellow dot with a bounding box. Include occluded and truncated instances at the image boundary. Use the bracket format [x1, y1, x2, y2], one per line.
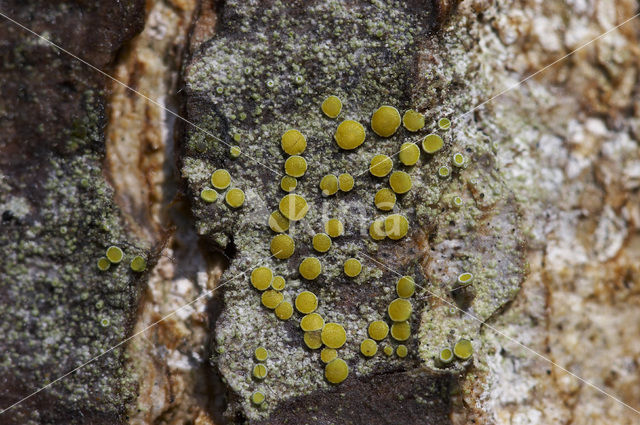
[388, 298, 412, 321]
[97, 257, 110, 271]
[211, 169, 231, 190]
[389, 171, 412, 194]
[268, 210, 290, 233]
[396, 344, 408, 358]
[325, 219, 344, 238]
[334, 120, 365, 150]
[422, 134, 444, 154]
[300, 313, 324, 332]
[229, 146, 241, 158]
[281, 129, 307, 155]
[271, 275, 286, 290]
[280, 176, 298, 192]
[319, 174, 339, 196]
[299, 257, 322, 280]
[325, 358, 349, 384]
[253, 364, 268, 379]
[261, 290, 284, 309]
[225, 188, 245, 208]
[402, 109, 425, 132]
[284, 155, 308, 177]
[250, 267, 272, 291]
[295, 291, 318, 314]
[338, 173, 354, 191]
[453, 338, 473, 360]
[438, 166, 450, 178]
[396, 276, 415, 298]
[321, 323, 346, 349]
[369, 219, 386, 241]
[130, 256, 147, 272]
[304, 331, 323, 349]
[452, 152, 466, 167]
[274, 300, 293, 320]
[360, 338, 378, 357]
[201, 188, 218, 203]
[343, 258, 362, 277]
[106, 246, 123, 264]
[371, 105, 401, 137]
[270, 234, 295, 259]
[254, 346, 268, 362]
[251, 391, 265, 405]
[383, 345, 393, 356]
[438, 117, 451, 130]
[368, 320, 389, 341]
[369, 154, 393, 177]
[279, 194, 309, 221]
[390, 321, 411, 341]
[384, 214, 409, 240]
[312, 233, 332, 253]
[320, 348, 337, 363]
[457, 272, 473, 285]
[321, 95, 342, 118]
[374, 188, 396, 211]
[439, 347, 454, 364]
[398, 142, 420, 166]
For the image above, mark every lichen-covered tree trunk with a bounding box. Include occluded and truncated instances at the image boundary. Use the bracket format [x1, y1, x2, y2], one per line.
[1, 0, 639, 424]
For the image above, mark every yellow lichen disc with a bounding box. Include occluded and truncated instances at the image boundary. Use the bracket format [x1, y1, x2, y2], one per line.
[360, 338, 378, 357]
[261, 290, 284, 309]
[389, 171, 412, 194]
[343, 258, 362, 277]
[251, 267, 273, 291]
[439, 347, 454, 364]
[402, 109, 425, 132]
[253, 364, 267, 379]
[312, 233, 332, 253]
[230, 146, 241, 158]
[201, 188, 218, 203]
[281, 129, 307, 155]
[388, 298, 412, 322]
[284, 155, 308, 177]
[374, 188, 396, 211]
[280, 175, 298, 192]
[270, 234, 295, 259]
[325, 218, 344, 238]
[390, 321, 411, 341]
[396, 276, 415, 298]
[369, 154, 393, 177]
[422, 134, 444, 154]
[106, 246, 123, 264]
[295, 291, 318, 314]
[369, 219, 386, 241]
[268, 210, 290, 233]
[211, 169, 231, 190]
[453, 338, 473, 360]
[438, 117, 451, 130]
[338, 173, 354, 191]
[279, 194, 309, 221]
[368, 320, 389, 341]
[321, 95, 342, 118]
[371, 105, 401, 137]
[130, 256, 147, 272]
[300, 313, 325, 332]
[383, 345, 394, 356]
[225, 188, 245, 208]
[304, 331, 323, 350]
[251, 391, 265, 405]
[398, 142, 420, 166]
[274, 300, 293, 320]
[299, 257, 322, 280]
[321, 323, 347, 349]
[271, 275, 286, 290]
[320, 348, 337, 364]
[254, 346, 268, 362]
[325, 358, 349, 384]
[396, 344, 408, 358]
[384, 214, 409, 240]
[334, 120, 366, 150]
[97, 257, 110, 271]
[319, 174, 339, 196]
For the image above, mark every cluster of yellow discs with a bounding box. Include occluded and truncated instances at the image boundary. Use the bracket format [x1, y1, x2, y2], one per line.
[201, 168, 245, 208]
[359, 275, 416, 358]
[251, 267, 294, 320]
[439, 338, 473, 365]
[97, 245, 147, 273]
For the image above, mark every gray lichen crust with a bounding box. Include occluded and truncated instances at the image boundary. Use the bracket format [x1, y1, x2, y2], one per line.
[0, 1, 147, 423]
[182, 0, 525, 422]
